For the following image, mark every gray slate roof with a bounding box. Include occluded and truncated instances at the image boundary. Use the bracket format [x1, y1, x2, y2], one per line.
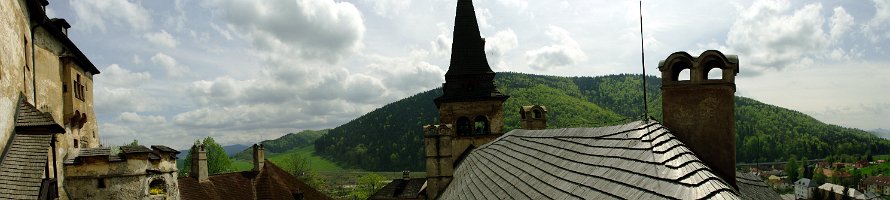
[0, 134, 51, 199]
[736, 172, 781, 200]
[14, 97, 63, 134]
[151, 145, 180, 153]
[120, 145, 153, 154]
[439, 121, 740, 200]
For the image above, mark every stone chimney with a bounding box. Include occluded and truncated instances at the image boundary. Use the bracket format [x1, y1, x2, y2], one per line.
[252, 143, 265, 171]
[402, 170, 411, 181]
[519, 105, 547, 130]
[658, 50, 739, 188]
[424, 124, 453, 200]
[190, 143, 209, 182]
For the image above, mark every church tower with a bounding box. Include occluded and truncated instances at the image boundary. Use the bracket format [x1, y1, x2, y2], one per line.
[434, 0, 509, 141]
[425, 0, 508, 199]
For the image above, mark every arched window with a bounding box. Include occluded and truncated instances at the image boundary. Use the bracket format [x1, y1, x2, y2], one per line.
[149, 179, 166, 195]
[703, 59, 726, 80]
[520, 108, 526, 119]
[473, 116, 490, 135]
[533, 109, 542, 119]
[456, 117, 472, 135]
[671, 61, 692, 81]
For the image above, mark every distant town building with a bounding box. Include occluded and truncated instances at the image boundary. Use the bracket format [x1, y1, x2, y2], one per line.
[860, 175, 890, 196]
[795, 178, 818, 200]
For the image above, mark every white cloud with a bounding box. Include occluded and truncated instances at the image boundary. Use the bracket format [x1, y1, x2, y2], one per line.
[118, 112, 166, 124]
[206, 0, 365, 62]
[98, 64, 151, 87]
[863, 0, 890, 42]
[829, 7, 854, 42]
[70, 0, 152, 32]
[525, 26, 587, 70]
[144, 30, 179, 48]
[485, 29, 519, 70]
[724, 0, 848, 73]
[150, 53, 190, 77]
[364, 0, 411, 17]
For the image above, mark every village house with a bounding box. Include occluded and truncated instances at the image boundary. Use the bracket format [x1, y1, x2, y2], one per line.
[860, 175, 890, 197]
[795, 178, 818, 200]
[177, 143, 330, 200]
[371, 0, 781, 199]
[817, 183, 880, 200]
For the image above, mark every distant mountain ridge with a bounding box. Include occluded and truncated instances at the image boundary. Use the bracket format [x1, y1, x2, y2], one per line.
[313, 73, 890, 171]
[872, 128, 890, 139]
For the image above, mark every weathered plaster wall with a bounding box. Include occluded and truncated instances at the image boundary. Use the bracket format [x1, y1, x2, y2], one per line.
[0, 0, 30, 159]
[65, 173, 179, 200]
[65, 155, 179, 200]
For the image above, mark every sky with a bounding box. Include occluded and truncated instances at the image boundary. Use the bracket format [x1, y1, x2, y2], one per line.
[46, 0, 890, 149]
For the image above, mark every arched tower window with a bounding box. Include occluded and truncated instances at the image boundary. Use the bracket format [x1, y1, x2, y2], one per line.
[456, 117, 472, 135]
[473, 116, 490, 135]
[533, 109, 542, 119]
[520, 108, 526, 119]
[149, 179, 166, 195]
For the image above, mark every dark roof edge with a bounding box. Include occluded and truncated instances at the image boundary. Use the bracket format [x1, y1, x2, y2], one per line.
[25, 0, 100, 74]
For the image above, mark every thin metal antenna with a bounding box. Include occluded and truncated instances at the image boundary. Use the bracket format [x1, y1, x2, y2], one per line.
[639, 0, 649, 120]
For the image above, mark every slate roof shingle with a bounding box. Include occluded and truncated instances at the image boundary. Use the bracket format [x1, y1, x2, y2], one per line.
[439, 121, 744, 200]
[151, 145, 180, 154]
[14, 97, 64, 134]
[0, 134, 52, 200]
[120, 145, 153, 154]
[737, 172, 782, 200]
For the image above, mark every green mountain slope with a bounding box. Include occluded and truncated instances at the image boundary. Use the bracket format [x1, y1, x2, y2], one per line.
[233, 129, 329, 160]
[314, 73, 890, 171]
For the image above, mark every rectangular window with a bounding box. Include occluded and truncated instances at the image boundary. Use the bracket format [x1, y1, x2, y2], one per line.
[97, 178, 106, 188]
[74, 139, 79, 148]
[74, 74, 85, 101]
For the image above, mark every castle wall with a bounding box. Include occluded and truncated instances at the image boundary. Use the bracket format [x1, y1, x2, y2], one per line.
[0, 0, 30, 158]
[65, 153, 179, 200]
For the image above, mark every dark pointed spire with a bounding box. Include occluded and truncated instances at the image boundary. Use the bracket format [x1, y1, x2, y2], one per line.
[435, 0, 507, 107]
[446, 0, 492, 77]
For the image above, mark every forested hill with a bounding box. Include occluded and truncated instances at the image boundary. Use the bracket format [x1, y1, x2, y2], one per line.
[313, 72, 890, 171]
[233, 129, 329, 160]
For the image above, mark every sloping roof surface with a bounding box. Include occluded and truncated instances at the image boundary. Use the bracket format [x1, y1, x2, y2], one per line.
[151, 145, 180, 153]
[14, 98, 63, 134]
[178, 161, 331, 200]
[736, 172, 781, 200]
[861, 176, 890, 187]
[370, 178, 427, 199]
[439, 121, 740, 199]
[0, 134, 51, 199]
[120, 145, 153, 154]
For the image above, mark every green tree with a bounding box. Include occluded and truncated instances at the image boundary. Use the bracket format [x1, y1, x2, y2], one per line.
[786, 155, 799, 183]
[181, 137, 233, 175]
[127, 139, 139, 147]
[351, 173, 386, 199]
[813, 170, 826, 185]
[800, 156, 809, 180]
[286, 153, 310, 177]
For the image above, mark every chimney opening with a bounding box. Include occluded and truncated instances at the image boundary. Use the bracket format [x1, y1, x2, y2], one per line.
[670, 61, 692, 81]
